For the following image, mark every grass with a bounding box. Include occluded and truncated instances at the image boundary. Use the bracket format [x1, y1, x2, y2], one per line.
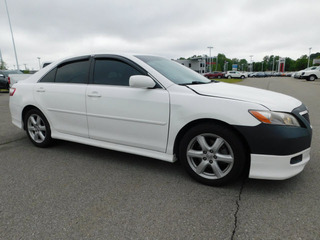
[213, 78, 243, 83]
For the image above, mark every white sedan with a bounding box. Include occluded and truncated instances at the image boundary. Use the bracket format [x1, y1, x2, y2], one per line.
[9, 54, 312, 186]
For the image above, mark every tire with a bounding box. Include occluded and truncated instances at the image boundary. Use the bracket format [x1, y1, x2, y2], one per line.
[179, 123, 247, 186]
[25, 109, 52, 147]
[309, 75, 316, 81]
[241, 75, 245, 79]
[228, 76, 232, 79]
[218, 76, 221, 79]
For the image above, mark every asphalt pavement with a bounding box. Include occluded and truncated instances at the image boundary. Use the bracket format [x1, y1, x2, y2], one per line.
[0, 77, 319, 239]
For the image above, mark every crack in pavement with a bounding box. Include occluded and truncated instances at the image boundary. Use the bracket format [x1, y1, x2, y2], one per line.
[0, 136, 27, 146]
[231, 178, 246, 240]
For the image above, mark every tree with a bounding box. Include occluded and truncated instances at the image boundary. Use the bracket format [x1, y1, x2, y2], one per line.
[239, 59, 248, 71]
[295, 55, 308, 70]
[285, 57, 295, 71]
[0, 60, 7, 70]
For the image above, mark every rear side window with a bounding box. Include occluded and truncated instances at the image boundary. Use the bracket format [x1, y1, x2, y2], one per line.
[56, 60, 89, 84]
[93, 59, 141, 86]
[39, 60, 90, 84]
[40, 69, 56, 82]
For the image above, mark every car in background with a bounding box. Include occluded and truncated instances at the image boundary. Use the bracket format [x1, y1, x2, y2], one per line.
[251, 72, 267, 78]
[8, 73, 32, 88]
[294, 67, 317, 79]
[224, 71, 246, 79]
[300, 66, 320, 81]
[9, 54, 312, 186]
[0, 73, 8, 90]
[0, 70, 24, 90]
[203, 71, 224, 79]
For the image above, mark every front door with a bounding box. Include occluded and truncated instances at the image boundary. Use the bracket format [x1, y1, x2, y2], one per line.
[86, 57, 170, 152]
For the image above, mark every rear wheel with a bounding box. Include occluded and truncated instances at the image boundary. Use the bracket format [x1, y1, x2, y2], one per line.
[25, 109, 52, 147]
[179, 124, 247, 186]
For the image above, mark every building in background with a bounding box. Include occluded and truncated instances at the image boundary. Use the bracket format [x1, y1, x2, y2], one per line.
[174, 56, 208, 74]
[278, 58, 286, 72]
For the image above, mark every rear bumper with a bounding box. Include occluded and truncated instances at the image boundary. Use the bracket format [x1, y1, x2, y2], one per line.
[249, 148, 311, 180]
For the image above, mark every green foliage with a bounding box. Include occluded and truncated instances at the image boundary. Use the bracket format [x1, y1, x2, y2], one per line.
[183, 52, 320, 72]
[0, 61, 7, 70]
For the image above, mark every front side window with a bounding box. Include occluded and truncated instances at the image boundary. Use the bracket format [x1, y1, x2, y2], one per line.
[93, 59, 141, 86]
[55, 60, 89, 84]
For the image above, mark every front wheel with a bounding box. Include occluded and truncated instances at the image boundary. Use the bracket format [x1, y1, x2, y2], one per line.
[25, 109, 52, 147]
[241, 75, 245, 79]
[309, 75, 316, 81]
[228, 76, 232, 79]
[179, 124, 247, 186]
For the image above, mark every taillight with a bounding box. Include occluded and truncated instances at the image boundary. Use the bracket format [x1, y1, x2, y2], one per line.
[8, 76, 11, 85]
[9, 88, 16, 96]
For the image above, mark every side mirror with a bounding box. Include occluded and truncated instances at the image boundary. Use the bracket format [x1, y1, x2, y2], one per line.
[129, 75, 156, 89]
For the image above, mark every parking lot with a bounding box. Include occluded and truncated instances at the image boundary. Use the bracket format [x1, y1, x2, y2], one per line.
[1, 77, 319, 239]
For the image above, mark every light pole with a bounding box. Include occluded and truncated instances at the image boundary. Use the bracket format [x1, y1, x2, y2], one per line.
[307, 47, 312, 68]
[4, 0, 19, 70]
[216, 53, 218, 71]
[272, 57, 275, 73]
[249, 55, 253, 72]
[37, 57, 41, 69]
[207, 46, 213, 72]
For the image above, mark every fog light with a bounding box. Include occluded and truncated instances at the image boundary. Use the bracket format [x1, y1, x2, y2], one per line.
[290, 155, 302, 164]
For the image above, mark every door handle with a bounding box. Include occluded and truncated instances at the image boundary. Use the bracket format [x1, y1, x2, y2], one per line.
[87, 92, 101, 98]
[36, 88, 45, 93]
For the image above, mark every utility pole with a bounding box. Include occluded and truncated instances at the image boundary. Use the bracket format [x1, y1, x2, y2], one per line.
[37, 57, 41, 69]
[0, 49, 4, 69]
[207, 46, 213, 72]
[249, 55, 253, 72]
[4, 0, 19, 70]
[307, 47, 312, 68]
[272, 57, 275, 73]
[216, 53, 218, 71]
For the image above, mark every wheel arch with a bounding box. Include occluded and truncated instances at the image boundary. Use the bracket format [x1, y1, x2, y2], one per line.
[173, 118, 251, 176]
[22, 105, 45, 130]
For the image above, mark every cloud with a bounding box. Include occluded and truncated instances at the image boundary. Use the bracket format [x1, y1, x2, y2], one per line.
[1, 0, 320, 70]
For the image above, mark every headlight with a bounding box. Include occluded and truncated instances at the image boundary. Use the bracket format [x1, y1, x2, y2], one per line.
[249, 110, 300, 127]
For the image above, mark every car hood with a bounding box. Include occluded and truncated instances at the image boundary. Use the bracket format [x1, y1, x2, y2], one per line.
[188, 82, 302, 112]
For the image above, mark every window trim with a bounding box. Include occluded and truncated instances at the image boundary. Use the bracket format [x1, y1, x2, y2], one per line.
[38, 56, 91, 84]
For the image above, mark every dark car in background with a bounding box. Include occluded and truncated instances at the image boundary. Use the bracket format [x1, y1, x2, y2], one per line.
[0, 70, 24, 90]
[203, 71, 224, 79]
[0, 73, 7, 90]
[254, 72, 268, 78]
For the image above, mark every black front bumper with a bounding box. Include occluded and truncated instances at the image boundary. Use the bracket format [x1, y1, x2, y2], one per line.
[234, 105, 312, 156]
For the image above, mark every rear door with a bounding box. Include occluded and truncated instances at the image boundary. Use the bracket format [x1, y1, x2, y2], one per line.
[34, 56, 90, 137]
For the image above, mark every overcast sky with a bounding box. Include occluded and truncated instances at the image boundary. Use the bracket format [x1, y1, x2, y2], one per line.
[1, 0, 320, 70]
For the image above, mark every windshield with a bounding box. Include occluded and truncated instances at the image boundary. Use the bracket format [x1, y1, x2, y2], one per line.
[135, 55, 211, 85]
